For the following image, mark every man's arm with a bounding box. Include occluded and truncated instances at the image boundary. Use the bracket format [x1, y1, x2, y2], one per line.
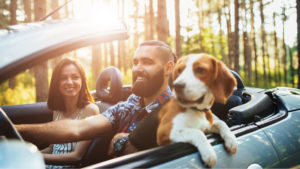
[15, 114, 113, 144]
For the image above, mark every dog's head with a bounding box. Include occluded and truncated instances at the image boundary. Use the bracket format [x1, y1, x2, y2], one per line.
[172, 54, 236, 109]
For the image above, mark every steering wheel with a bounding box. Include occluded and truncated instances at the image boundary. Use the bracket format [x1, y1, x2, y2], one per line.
[0, 108, 24, 141]
[96, 66, 123, 104]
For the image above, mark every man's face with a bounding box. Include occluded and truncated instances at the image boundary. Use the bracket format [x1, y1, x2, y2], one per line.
[131, 46, 165, 97]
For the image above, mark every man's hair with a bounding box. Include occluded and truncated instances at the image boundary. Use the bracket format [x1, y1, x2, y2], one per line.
[138, 40, 177, 63]
[47, 57, 94, 111]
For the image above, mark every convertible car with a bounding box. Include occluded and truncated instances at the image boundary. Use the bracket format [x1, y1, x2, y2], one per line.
[0, 18, 300, 169]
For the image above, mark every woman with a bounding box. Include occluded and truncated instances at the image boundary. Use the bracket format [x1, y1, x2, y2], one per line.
[41, 58, 99, 168]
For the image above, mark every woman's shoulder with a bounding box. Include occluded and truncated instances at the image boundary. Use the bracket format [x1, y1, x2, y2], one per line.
[81, 102, 100, 119]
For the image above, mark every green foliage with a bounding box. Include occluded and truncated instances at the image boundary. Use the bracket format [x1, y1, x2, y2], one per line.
[0, 71, 35, 106]
[182, 26, 227, 61]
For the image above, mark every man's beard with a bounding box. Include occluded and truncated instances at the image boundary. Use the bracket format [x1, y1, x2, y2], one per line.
[132, 68, 164, 97]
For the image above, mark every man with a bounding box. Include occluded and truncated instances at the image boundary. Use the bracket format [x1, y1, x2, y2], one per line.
[16, 40, 176, 157]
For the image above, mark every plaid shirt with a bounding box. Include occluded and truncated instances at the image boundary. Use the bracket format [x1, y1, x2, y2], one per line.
[102, 87, 172, 133]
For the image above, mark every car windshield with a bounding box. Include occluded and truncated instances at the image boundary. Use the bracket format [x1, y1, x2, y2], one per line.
[0, 19, 126, 70]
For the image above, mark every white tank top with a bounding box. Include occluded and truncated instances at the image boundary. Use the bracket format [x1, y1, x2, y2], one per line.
[47, 109, 83, 169]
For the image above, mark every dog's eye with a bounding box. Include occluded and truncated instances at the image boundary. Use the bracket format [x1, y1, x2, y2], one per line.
[195, 67, 206, 74]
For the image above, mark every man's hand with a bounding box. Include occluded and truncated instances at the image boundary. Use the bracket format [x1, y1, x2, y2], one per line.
[108, 132, 139, 156]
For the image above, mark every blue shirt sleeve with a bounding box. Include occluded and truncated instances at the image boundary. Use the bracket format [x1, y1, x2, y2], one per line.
[101, 94, 138, 132]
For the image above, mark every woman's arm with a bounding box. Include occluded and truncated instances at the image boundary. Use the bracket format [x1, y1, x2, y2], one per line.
[43, 140, 91, 165]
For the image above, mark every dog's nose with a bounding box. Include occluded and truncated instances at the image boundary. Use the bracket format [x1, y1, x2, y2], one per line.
[173, 82, 185, 92]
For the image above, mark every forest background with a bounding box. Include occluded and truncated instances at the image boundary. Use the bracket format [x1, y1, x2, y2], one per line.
[0, 0, 299, 105]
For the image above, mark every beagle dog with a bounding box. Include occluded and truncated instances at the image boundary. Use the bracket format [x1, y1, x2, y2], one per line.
[156, 54, 238, 167]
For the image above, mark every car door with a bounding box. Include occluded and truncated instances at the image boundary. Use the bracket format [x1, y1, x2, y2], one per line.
[151, 124, 280, 169]
[260, 110, 300, 168]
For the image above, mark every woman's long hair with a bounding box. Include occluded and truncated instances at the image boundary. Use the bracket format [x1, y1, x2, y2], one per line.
[47, 58, 94, 111]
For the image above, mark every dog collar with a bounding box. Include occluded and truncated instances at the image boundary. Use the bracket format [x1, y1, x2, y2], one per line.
[191, 107, 209, 112]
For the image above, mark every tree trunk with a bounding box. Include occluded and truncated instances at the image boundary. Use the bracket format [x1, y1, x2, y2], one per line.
[224, 0, 233, 69]
[242, 0, 252, 83]
[104, 43, 108, 68]
[64, 0, 69, 18]
[133, 0, 139, 49]
[157, 0, 169, 43]
[118, 0, 125, 72]
[272, 11, 281, 85]
[51, 0, 61, 68]
[144, 3, 149, 40]
[175, 0, 181, 58]
[51, 0, 59, 19]
[282, 6, 287, 86]
[8, 0, 17, 89]
[297, 0, 300, 89]
[250, 0, 259, 86]
[259, 0, 267, 87]
[233, 0, 240, 73]
[23, 0, 32, 22]
[92, 45, 102, 80]
[243, 31, 252, 83]
[208, 1, 216, 56]
[149, 0, 154, 40]
[218, 0, 226, 65]
[33, 0, 48, 102]
[289, 47, 294, 87]
[109, 42, 115, 66]
[10, 0, 17, 25]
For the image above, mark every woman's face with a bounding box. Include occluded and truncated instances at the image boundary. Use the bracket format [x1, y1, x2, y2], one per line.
[58, 64, 82, 98]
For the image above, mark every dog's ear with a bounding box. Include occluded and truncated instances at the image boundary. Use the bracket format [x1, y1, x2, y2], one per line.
[210, 60, 237, 104]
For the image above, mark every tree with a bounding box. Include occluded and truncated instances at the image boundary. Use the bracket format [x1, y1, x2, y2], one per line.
[132, 0, 139, 49]
[149, 0, 154, 40]
[175, 0, 181, 58]
[281, 5, 287, 86]
[259, 0, 268, 87]
[288, 47, 295, 87]
[241, 0, 252, 83]
[144, 2, 150, 40]
[92, 45, 102, 80]
[297, 0, 300, 89]
[250, 0, 259, 86]
[8, 0, 17, 89]
[104, 43, 108, 68]
[224, 0, 233, 69]
[118, 0, 125, 72]
[233, 0, 240, 73]
[51, 0, 59, 19]
[272, 9, 281, 85]
[33, 0, 48, 102]
[157, 0, 169, 43]
[109, 42, 115, 66]
[196, 0, 205, 53]
[208, 0, 216, 56]
[217, 0, 226, 64]
[10, 0, 17, 25]
[23, 0, 32, 22]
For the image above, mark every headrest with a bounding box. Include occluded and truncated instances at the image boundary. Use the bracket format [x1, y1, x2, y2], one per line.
[96, 67, 123, 104]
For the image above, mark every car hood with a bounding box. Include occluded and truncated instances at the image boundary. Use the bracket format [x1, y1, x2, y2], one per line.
[0, 18, 128, 83]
